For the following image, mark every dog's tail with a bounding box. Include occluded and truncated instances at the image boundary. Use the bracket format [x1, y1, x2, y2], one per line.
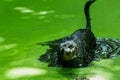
[84, 0, 96, 30]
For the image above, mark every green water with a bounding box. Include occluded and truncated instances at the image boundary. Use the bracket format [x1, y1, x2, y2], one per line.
[0, 0, 120, 80]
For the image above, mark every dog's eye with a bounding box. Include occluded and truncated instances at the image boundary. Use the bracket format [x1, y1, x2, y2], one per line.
[68, 45, 74, 49]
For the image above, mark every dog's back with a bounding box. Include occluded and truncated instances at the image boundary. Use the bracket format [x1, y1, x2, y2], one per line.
[71, 29, 96, 50]
[58, 29, 96, 68]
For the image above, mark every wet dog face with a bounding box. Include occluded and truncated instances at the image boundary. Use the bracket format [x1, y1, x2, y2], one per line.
[59, 40, 77, 61]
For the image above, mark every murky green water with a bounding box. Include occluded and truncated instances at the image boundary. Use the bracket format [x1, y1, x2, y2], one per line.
[0, 0, 120, 80]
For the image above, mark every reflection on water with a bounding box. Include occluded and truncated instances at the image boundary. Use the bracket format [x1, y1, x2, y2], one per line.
[57, 67, 111, 80]
[0, 37, 17, 52]
[33, 10, 55, 15]
[0, 44, 17, 52]
[57, 60, 114, 80]
[5, 67, 47, 79]
[89, 75, 107, 80]
[14, 7, 34, 13]
[0, 37, 5, 43]
[89, 70, 111, 80]
[14, 7, 55, 16]
[13, 6, 78, 23]
[58, 68, 90, 80]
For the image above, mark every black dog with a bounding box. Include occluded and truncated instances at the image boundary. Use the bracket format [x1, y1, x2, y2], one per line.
[38, 0, 96, 68]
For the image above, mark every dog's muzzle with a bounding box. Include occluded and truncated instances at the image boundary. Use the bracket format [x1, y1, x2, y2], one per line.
[60, 40, 77, 61]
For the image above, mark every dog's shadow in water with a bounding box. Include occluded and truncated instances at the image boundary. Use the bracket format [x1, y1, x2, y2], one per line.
[57, 67, 91, 80]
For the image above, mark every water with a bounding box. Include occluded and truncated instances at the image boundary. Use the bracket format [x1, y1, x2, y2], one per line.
[0, 0, 120, 80]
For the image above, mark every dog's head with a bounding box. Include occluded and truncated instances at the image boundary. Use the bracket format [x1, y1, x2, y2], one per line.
[59, 40, 78, 61]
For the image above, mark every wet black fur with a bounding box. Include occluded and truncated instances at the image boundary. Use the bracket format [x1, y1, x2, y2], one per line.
[57, 29, 96, 67]
[38, 0, 96, 68]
